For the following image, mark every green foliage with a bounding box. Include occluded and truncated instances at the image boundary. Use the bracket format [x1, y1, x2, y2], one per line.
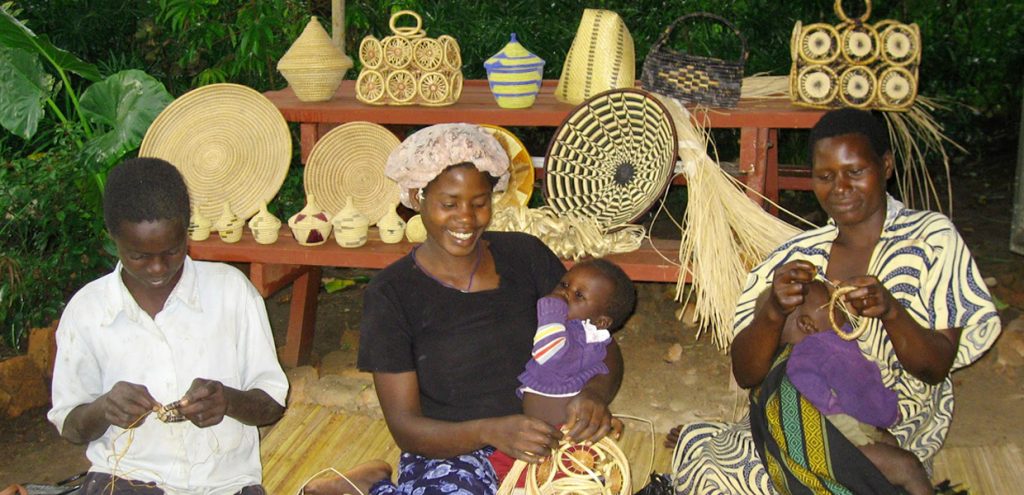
[0, 45, 53, 140]
[0, 128, 114, 350]
[78, 69, 174, 174]
[147, 0, 312, 91]
[0, 3, 171, 349]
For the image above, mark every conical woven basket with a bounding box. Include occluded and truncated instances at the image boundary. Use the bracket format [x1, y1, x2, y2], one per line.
[140, 83, 292, 225]
[303, 122, 402, 224]
[278, 16, 354, 102]
[544, 89, 677, 231]
[554, 9, 636, 105]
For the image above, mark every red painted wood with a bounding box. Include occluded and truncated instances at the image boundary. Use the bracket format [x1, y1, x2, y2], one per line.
[189, 230, 683, 284]
[279, 266, 321, 367]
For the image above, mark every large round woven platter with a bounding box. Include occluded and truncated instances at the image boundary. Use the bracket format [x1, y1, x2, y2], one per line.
[543, 88, 677, 230]
[140, 83, 291, 224]
[479, 124, 535, 210]
[303, 122, 401, 223]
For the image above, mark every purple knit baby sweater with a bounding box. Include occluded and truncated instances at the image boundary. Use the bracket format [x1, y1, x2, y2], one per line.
[517, 297, 610, 397]
[786, 327, 900, 428]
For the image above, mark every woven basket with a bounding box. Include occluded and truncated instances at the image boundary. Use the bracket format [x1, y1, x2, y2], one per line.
[304, 122, 402, 225]
[496, 437, 632, 495]
[331, 197, 369, 248]
[376, 204, 406, 244]
[288, 195, 332, 247]
[640, 13, 747, 108]
[355, 11, 463, 107]
[248, 202, 282, 245]
[188, 204, 212, 241]
[789, 0, 920, 110]
[139, 83, 291, 226]
[479, 124, 535, 210]
[544, 88, 677, 231]
[554, 9, 636, 105]
[278, 16, 354, 102]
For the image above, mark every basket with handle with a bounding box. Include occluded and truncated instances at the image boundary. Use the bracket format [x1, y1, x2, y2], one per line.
[641, 13, 748, 108]
[789, 0, 920, 110]
[355, 10, 463, 107]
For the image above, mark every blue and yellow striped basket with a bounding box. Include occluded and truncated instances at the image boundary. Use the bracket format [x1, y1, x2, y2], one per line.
[484, 33, 545, 109]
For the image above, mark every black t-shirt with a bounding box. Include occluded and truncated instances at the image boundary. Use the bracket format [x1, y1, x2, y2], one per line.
[357, 231, 566, 422]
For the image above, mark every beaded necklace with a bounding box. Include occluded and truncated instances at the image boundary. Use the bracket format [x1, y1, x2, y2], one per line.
[413, 244, 484, 293]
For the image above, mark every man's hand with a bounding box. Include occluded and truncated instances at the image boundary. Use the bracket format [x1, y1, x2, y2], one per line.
[178, 378, 228, 428]
[100, 381, 160, 429]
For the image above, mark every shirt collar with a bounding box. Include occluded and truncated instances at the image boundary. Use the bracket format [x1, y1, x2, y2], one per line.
[100, 256, 202, 325]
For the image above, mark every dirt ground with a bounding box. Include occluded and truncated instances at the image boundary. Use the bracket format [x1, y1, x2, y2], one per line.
[2, 154, 1023, 487]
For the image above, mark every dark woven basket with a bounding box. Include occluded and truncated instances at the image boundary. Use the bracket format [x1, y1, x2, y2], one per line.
[641, 13, 748, 108]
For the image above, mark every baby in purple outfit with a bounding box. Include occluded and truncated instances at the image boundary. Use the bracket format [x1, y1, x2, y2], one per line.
[517, 259, 636, 428]
[782, 279, 930, 492]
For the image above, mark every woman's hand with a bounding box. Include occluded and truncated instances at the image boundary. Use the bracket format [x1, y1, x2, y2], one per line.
[769, 260, 817, 318]
[841, 276, 899, 320]
[563, 389, 614, 444]
[484, 415, 562, 464]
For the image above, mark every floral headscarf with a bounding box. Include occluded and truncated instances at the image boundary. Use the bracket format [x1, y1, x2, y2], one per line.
[385, 123, 510, 209]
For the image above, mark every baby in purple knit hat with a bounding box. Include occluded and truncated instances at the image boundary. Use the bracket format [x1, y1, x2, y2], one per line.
[783, 280, 929, 493]
[517, 259, 636, 428]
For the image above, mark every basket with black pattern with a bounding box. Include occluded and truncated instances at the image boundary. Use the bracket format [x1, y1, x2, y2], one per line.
[543, 88, 677, 232]
[641, 13, 748, 108]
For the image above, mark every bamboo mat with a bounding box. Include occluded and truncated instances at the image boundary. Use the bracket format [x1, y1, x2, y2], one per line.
[260, 404, 672, 494]
[933, 443, 1024, 495]
[261, 404, 1020, 494]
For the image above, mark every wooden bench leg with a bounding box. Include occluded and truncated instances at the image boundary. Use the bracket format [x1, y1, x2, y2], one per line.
[280, 266, 321, 367]
[739, 127, 774, 210]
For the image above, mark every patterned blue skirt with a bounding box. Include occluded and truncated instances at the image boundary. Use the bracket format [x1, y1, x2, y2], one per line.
[370, 447, 499, 495]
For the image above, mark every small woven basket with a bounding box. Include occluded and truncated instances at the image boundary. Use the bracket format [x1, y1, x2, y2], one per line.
[789, 0, 920, 110]
[278, 16, 354, 102]
[641, 13, 747, 108]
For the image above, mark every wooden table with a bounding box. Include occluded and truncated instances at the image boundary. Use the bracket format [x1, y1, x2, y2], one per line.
[189, 81, 826, 366]
[265, 80, 825, 205]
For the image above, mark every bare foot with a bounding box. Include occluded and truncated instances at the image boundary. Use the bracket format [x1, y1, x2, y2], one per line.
[302, 460, 392, 495]
[664, 425, 683, 448]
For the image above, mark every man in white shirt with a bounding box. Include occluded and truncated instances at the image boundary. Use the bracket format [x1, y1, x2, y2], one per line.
[48, 158, 288, 494]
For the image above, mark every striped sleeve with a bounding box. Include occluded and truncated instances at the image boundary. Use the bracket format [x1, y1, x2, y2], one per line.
[532, 323, 568, 365]
[916, 215, 1001, 369]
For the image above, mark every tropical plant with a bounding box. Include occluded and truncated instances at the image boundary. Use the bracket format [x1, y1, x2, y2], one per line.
[0, 3, 173, 350]
[0, 4, 173, 192]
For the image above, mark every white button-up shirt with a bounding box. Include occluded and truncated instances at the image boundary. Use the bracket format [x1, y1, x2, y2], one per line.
[48, 257, 288, 494]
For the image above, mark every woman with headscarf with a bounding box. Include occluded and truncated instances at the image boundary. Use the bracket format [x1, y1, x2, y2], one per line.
[304, 124, 623, 495]
[669, 109, 1000, 494]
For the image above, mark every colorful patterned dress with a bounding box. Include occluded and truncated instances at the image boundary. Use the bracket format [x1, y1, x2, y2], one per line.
[672, 196, 1001, 494]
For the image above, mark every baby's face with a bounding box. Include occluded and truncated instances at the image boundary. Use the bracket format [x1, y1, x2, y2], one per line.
[782, 281, 838, 344]
[552, 264, 614, 323]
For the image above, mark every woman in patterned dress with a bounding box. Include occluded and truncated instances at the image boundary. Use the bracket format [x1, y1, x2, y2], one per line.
[669, 108, 1001, 494]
